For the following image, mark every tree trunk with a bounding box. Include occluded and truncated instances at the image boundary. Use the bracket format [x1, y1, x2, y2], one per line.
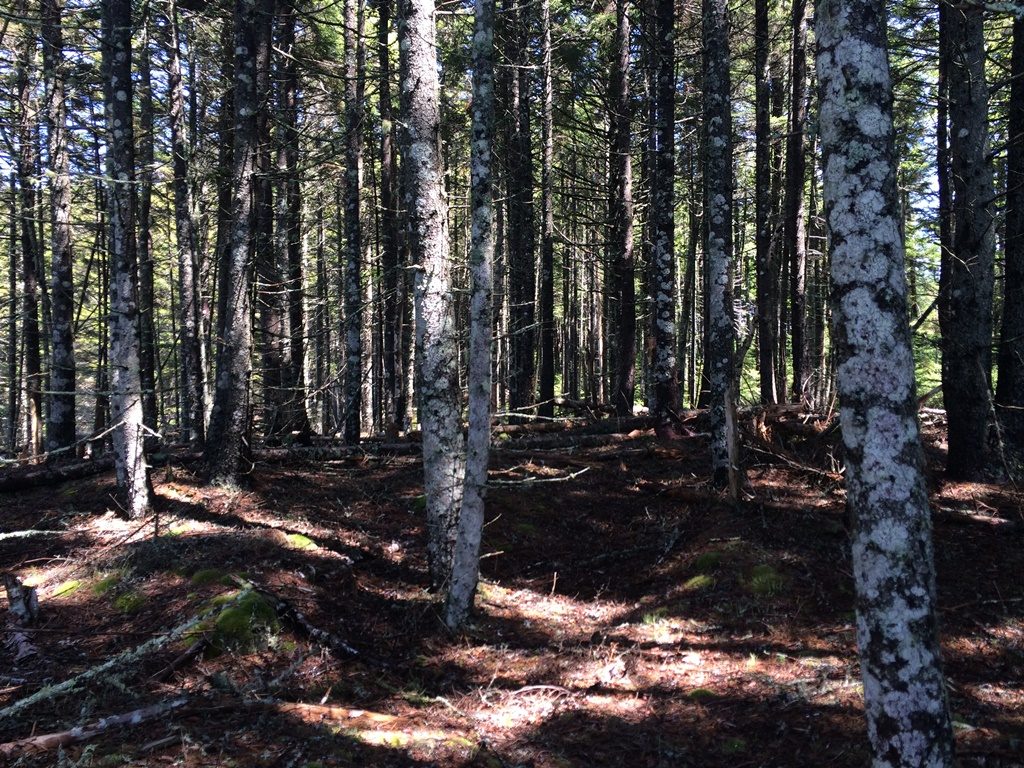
[15, 3, 43, 458]
[941, 1, 995, 479]
[609, 0, 635, 418]
[103, 0, 150, 516]
[42, 0, 76, 455]
[537, 0, 555, 419]
[206, 0, 271, 483]
[815, 2, 955, 763]
[344, 0, 364, 444]
[398, 0, 466, 587]
[6, 176, 18, 452]
[166, 0, 206, 447]
[648, 0, 678, 430]
[997, 16, 1024, 447]
[137, 16, 159, 435]
[703, 0, 736, 488]
[444, 0, 495, 630]
[784, 0, 808, 402]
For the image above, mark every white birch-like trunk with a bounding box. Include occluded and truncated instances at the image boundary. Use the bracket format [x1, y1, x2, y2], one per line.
[443, 0, 495, 630]
[398, 0, 466, 588]
[103, 0, 150, 517]
[703, 0, 736, 487]
[815, 2, 955, 764]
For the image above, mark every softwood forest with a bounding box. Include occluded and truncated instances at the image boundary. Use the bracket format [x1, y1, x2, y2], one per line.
[0, 0, 1022, 765]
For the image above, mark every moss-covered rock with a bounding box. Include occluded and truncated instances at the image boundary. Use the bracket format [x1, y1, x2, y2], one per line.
[749, 564, 787, 596]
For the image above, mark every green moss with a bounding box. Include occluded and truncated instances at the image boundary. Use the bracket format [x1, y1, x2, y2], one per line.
[692, 551, 722, 572]
[206, 590, 279, 655]
[190, 568, 227, 586]
[686, 687, 718, 701]
[285, 533, 317, 550]
[641, 607, 669, 625]
[411, 494, 427, 512]
[113, 590, 146, 613]
[91, 573, 122, 595]
[53, 579, 83, 597]
[749, 564, 787, 596]
[721, 736, 748, 754]
[682, 574, 715, 592]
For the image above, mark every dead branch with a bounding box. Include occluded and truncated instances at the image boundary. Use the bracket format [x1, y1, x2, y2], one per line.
[0, 589, 250, 721]
[4, 574, 39, 662]
[0, 697, 189, 759]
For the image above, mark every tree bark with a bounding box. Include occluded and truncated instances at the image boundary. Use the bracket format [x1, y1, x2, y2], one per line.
[42, 0, 76, 455]
[206, 0, 271, 483]
[398, 0, 466, 587]
[941, 1, 995, 479]
[609, 0, 635, 418]
[444, 0, 496, 630]
[103, 0, 150, 516]
[344, 0, 365, 444]
[648, 0, 678, 430]
[997, 16, 1024, 447]
[137, 15, 159, 435]
[815, 1, 955, 763]
[166, 0, 206, 447]
[703, 0, 736, 487]
[537, 0, 555, 419]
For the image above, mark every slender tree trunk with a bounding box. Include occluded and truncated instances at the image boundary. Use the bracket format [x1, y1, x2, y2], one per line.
[703, 0, 736, 489]
[42, 0, 76, 455]
[649, 0, 678, 430]
[399, 0, 466, 587]
[754, 0, 778, 405]
[815, 2, 955, 763]
[166, 0, 205, 447]
[997, 16, 1024, 447]
[206, 0, 270, 483]
[444, 0, 495, 630]
[344, 0, 364, 443]
[137, 16, 158, 435]
[941, 1, 995, 479]
[15, 4, 42, 458]
[537, 0, 555, 418]
[609, 0, 635, 418]
[7, 176, 18, 452]
[784, 0, 809, 402]
[103, 0, 150, 516]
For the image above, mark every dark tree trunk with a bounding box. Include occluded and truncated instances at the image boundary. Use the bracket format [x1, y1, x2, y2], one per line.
[166, 0, 206, 447]
[997, 16, 1024, 447]
[15, 3, 43, 457]
[941, 1, 995, 479]
[206, 0, 272, 483]
[609, 0, 635, 418]
[648, 0, 678, 429]
[537, 0, 555, 418]
[343, 0, 364, 444]
[783, 0, 809, 402]
[6, 176, 18, 452]
[137, 17, 159, 435]
[102, 0, 151, 516]
[42, 0, 76, 455]
[815, 1, 955, 763]
[754, 0, 778, 405]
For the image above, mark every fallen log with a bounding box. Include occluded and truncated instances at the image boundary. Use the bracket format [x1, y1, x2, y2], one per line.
[0, 697, 189, 759]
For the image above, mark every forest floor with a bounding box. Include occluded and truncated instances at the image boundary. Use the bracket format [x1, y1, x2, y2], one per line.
[1, 413, 1023, 767]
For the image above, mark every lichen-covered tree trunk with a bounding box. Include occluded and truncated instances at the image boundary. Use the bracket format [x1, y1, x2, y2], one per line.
[941, 1, 995, 479]
[703, 0, 736, 487]
[42, 0, 76, 455]
[398, 0, 466, 587]
[648, 0, 678, 430]
[343, 0, 364, 444]
[166, 0, 206, 447]
[784, 0, 809, 402]
[15, 2, 43, 458]
[444, 0, 495, 630]
[206, 0, 269, 484]
[103, 0, 150, 517]
[609, 0, 635, 418]
[997, 16, 1024, 448]
[815, 2, 955, 764]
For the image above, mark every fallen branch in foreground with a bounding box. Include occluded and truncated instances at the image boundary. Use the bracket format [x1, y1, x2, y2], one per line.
[0, 697, 188, 760]
[0, 589, 250, 721]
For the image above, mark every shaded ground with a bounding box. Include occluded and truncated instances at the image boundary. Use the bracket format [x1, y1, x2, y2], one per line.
[1, 419, 1023, 767]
